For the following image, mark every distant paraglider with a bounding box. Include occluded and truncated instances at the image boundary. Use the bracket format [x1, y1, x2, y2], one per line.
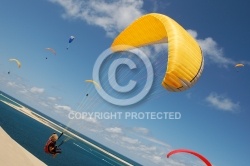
[85, 80, 101, 89]
[8, 58, 21, 74]
[45, 48, 56, 59]
[235, 63, 244, 67]
[67, 36, 75, 50]
[45, 48, 56, 55]
[84, 80, 100, 96]
[235, 63, 244, 72]
[111, 13, 204, 92]
[167, 149, 212, 166]
[9, 58, 21, 68]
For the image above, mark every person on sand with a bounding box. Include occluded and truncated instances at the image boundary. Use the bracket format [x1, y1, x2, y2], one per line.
[44, 133, 62, 158]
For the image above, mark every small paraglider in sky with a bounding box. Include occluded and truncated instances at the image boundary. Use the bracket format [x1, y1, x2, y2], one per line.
[85, 80, 101, 89]
[45, 48, 56, 59]
[84, 80, 100, 97]
[9, 58, 21, 68]
[45, 48, 56, 55]
[67, 36, 75, 50]
[8, 58, 21, 74]
[235, 63, 244, 67]
[235, 63, 244, 72]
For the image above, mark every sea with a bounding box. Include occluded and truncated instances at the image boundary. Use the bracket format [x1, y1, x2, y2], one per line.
[0, 91, 142, 166]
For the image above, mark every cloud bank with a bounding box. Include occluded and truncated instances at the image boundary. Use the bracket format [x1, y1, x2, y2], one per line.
[49, 0, 144, 37]
[205, 92, 240, 112]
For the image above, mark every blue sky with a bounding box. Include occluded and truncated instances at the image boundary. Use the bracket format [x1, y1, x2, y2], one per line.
[1, 0, 250, 165]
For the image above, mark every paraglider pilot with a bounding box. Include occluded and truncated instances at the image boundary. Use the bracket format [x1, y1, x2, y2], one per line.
[44, 133, 62, 158]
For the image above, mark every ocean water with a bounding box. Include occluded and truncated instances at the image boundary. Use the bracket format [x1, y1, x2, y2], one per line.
[0, 91, 142, 166]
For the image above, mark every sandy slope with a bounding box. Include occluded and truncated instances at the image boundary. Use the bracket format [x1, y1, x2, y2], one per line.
[0, 127, 46, 166]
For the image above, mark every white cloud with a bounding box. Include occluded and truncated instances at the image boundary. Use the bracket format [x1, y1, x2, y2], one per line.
[49, 0, 144, 37]
[131, 127, 171, 148]
[105, 127, 123, 134]
[82, 116, 98, 124]
[30, 87, 44, 94]
[205, 92, 240, 112]
[48, 96, 57, 101]
[39, 101, 50, 107]
[7, 81, 16, 87]
[188, 29, 250, 68]
[140, 135, 171, 149]
[6, 81, 26, 90]
[198, 37, 232, 66]
[188, 29, 230, 66]
[54, 104, 73, 112]
[152, 43, 167, 54]
[132, 127, 149, 135]
[121, 136, 139, 144]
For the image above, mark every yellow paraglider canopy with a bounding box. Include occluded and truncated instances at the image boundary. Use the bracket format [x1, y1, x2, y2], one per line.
[111, 13, 204, 92]
[85, 80, 101, 89]
[235, 63, 244, 67]
[9, 58, 21, 68]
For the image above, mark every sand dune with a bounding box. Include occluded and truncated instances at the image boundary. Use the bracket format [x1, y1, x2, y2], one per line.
[0, 127, 46, 166]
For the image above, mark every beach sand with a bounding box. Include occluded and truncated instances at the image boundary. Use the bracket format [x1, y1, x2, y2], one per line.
[0, 95, 133, 166]
[0, 127, 46, 166]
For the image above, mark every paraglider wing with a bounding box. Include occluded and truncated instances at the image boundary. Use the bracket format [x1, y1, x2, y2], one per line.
[235, 63, 244, 67]
[45, 48, 56, 55]
[85, 80, 101, 89]
[9, 58, 21, 68]
[67, 36, 75, 49]
[235, 63, 244, 72]
[111, 13, 204, 92]
[167, 149, 212, 166]
[69, 36, 75, 43]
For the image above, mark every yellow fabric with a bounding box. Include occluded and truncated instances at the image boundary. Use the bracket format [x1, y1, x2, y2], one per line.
[111, 13, 203, 92]
[9, 58, 21, 68]
[235, 64, 244, 67]
[85, 80, 100, 89]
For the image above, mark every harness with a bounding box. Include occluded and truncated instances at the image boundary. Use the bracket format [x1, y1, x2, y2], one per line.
[44, 139, 53, 153]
